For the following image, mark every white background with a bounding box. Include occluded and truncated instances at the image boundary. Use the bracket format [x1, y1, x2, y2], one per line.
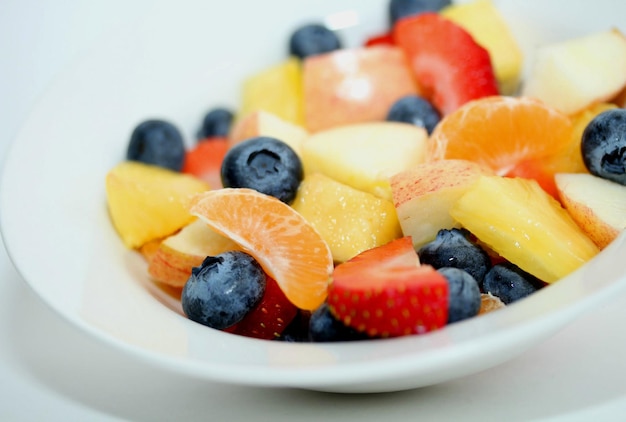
[2, 1, 626, 421]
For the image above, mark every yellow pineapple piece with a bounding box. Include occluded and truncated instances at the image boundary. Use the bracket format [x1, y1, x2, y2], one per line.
[450, 175, 599, 283]
[441, 0, 523, 95]
[291, 173, 402, 263]
[105, 161, 210, 249]
[239, 57, 305, 127]
[555, 102, 618, 173]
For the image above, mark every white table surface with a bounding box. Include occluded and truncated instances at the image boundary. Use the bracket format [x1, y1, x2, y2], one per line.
[3, 1, 626, 421]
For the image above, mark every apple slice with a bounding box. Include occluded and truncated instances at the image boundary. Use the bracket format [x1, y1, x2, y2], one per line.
[301, 121, 428, 200]
[303, 46, 418, 132]
[522, 29, 626, 115]
[555, 173, 626, 249]
[148, 219, 239, 287]
[390, 159, 493, 249]
[228, 110, 309, 157]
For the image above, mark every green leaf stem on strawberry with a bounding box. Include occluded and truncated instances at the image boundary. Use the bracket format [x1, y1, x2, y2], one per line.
[327, 237, 449, 338]
[393, 12, 499, 115]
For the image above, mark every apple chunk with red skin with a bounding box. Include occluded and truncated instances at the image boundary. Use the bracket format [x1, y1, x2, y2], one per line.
[148, 219, 239, 288]
[303, 46, 419, 132]
[390, 159, 493, 249]
[555, 173, 626, 249]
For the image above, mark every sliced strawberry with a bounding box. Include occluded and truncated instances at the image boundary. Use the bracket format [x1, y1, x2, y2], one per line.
[393, 13, 498, 115]
[327, 237, 448, 338]
[225, 275, 299, 340]
[365, 31, 395, 47]
[182, 136, 229, 189]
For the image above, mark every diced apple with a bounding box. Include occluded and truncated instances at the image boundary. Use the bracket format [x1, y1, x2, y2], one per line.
[239, 57, 305, 126]
[228, 110, 309, 157]
[148, 219, 240, 287]
[303, 46, 418, 132]
[441, 0, 523, 95]
[301, 122, 428, 200]
[522, 29, 626, 115]
[291, 173, 401, 263]
[555, 173, 626, 249]
[390, 159, 493, 249]
[105, 161, 210, 249]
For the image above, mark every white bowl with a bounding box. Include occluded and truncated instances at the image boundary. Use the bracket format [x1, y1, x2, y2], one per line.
[2, 0, 626, 393]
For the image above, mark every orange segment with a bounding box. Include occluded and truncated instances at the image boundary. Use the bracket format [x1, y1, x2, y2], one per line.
[429, 96, 573, 197]
[189, 188, 333, 310]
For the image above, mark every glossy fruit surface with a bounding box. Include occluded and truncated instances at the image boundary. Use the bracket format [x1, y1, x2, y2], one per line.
[328, 237, 449, 337]
[581, 108, 626, 185]
[451, 175, 599, 283]
[429, 96, 574, 197]
[181, 252, 266, 330]
[190, 188, 334, 311]
[221, 136, 303, 204]
[482, 262, 545, 304]
[182, 137, 229, 188]
[127, 119, 186, 171]
[389, 0, 452, 25]
[393, 13, 498, 115]
[308, 303, 370, 342]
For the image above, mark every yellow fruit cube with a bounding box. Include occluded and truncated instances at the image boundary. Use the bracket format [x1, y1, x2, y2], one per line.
[239, 57, 305, 127]
[105, 161, 210, 249]
[442, 0, 523, 95]
[292, 173, 402, 263]
[450, 175, 599, 283]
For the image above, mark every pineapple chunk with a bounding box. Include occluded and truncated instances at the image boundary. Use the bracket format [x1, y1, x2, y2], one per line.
[301, 122, 428, 201]
[105, 161, 210, 249]
[450, 175, 599, 283]
[291, 173, 402, 263]
[239, 57, 305, 127]
[441, 0, 523, 95]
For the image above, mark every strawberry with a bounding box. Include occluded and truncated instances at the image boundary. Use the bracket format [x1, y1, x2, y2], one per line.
[364, 31, 395, 47]
[393, 13, 499, 115]
[225, 275, 299, 340]
[182, 136, 229, 189]
[327, 237, 449, 338]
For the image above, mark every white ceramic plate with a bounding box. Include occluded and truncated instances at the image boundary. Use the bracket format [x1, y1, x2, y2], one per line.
[2, 0, 626, 394]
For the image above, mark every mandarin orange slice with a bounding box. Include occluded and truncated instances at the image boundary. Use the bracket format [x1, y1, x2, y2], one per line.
[429, 96, 574, 197]
[189, 188, 333, 310]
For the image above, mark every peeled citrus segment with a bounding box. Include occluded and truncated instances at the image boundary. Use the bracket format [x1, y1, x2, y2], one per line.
[429, 96, 573, 195]
[189, 188, 333, 310]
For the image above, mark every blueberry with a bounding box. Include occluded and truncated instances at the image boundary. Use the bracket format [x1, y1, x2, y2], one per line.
[221, 136, 303, 204]
[389, 0, 452, 26]
[418, 228, 491, 283]
[289, 23, 342, 59]
[437, 267, 481, 324]
[581, 108, 626, 185]
[386, 95, 441, 134]
[275, 310, 311, 342]
[181, 251, 266, 330]
[197, 107, 234, 140]
[127, 119, 186, 171]
[481, 262, 545, 305]
[308, 303, 370, 342]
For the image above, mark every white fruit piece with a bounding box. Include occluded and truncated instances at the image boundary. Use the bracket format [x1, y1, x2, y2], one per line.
[390, 159, 493, 249]
[301, 122, 428, 201]
[522, 29, 626, 115]
[555, 172, 626, 249]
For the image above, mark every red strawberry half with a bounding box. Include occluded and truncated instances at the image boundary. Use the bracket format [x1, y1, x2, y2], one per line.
[182, 136, 229, 189]
[225, 275, 299, 340]
[327, 237, 448, 338]
[393, 13, 498, 115]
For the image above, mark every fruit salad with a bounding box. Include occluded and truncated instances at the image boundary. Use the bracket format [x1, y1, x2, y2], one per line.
[104, 0, 626, 342]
